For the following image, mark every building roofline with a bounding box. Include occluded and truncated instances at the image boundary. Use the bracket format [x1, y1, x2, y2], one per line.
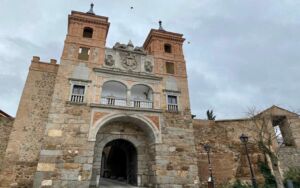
[0, 110, 13, 119]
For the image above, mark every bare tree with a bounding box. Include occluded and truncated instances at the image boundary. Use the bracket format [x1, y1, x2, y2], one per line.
[242, 107, 294, 188]
[206, 110, 216, 120]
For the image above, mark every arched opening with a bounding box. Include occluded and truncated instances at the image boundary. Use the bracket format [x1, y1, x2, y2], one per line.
[101, 81, 127, 106]
[83, 27, 93, 38]
[164, 43, 172, 53]
[90, 115, 159, 187]
[131, 84, 153, 108]
[100, 139, 137, 185]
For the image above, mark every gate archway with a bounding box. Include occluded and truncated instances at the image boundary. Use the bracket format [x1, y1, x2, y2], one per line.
[101, 139, 137, 185]
[89, 115, 156, 187]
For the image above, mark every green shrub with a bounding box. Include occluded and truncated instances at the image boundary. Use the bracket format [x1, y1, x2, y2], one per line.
[232, 179, 251, 188]
[258, 162, 277, 188]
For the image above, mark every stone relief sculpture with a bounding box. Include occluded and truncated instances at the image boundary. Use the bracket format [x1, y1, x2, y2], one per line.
[113, 42, 127, 49]
[144, 61, 153, 73]
[105, 55, 115, 66]
[121, 53, 138, 70]
[134, 47, 146, 53]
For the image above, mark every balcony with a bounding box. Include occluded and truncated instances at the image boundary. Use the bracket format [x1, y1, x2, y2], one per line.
[100, 97, 127, 107]
[100, 97, 153, 109]
[71, 94, 84, 103]
[167, 104, 178, 112]
[100, 81, 154, 110]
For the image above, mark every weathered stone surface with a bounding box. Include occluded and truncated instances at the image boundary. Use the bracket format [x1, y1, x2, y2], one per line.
[40, 150, 63, 156]
[48, 129, 63, 137]
[41, 179, 52, 186]
[37, 163, 56, 172]
[0, 59, 58, 187]
[61, 169, 79, 180]
[0, 113, 13, 170]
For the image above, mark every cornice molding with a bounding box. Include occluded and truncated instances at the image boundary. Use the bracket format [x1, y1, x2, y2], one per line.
[93, 67, 163, 81]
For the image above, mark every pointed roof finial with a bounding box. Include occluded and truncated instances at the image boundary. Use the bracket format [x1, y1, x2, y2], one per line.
[128, 40, 134, 47]
[158, 20, 165, 31]
[87, 3, 95, 15]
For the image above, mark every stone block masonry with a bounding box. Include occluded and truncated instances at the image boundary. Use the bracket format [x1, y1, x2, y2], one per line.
[0, 57, 58, 188]
[0, 112, 14, 171]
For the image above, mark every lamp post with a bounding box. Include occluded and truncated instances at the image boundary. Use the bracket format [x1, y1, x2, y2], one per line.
[204, 144, 214, 188]
[239, 134, 258, 188]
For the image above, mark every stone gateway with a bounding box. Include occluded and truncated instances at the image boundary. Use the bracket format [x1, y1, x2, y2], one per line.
[0, 4, 299, 188]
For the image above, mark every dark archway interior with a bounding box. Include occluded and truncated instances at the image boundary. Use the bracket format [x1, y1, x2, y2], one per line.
[101, 139, 137, 185]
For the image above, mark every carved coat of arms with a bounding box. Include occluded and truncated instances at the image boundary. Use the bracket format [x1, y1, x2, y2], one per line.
[121, 53, 137, 70]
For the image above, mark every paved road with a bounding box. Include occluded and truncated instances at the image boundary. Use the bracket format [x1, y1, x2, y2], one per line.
[98, 178, 138, 187]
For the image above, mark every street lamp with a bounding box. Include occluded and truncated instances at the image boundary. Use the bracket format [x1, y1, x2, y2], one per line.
[239, 134, 258, 188]
[204, 144, 214, 188]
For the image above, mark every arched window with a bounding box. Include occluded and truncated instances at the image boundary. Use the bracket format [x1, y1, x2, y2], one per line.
[131, 84, 153, 108]
[101, 81, 127, 106]
[164, 43, 172, 53]
[83, 27, 93, 38]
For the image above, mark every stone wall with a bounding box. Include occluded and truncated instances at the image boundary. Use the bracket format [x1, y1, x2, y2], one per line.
[277, 116, 300, 173]
[0, 115, 14, 171]
[152, 111, 199, 187]
[32, 56, 95, 187]
[193, 119, 264, 187]
[0, 58, 58, 188]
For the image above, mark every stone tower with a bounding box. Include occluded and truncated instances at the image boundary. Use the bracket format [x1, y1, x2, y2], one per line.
[1, 5, 199, 188]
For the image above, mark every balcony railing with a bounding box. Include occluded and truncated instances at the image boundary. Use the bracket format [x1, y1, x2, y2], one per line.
[100, 97, 153, 109]
[130, 100, 153, 109]
[100, 97, 127, 106]
[167, 104, 178, 112]
[71, 94, 84, 103]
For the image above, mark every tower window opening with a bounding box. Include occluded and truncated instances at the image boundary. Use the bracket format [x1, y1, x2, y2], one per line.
[78, 47, 90, 61]
[83, 27, 93, 38]
[167, 95, 178, 112]
[164, 44, 172, 53]
[272, 116, 295, 146]
[166, 62, 175, 74]
[70, 85, 85, 103]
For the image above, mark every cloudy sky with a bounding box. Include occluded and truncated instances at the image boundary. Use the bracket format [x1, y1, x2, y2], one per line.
[0, 0, 300, 119]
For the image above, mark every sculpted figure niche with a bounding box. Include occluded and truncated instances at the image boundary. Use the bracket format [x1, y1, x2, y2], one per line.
[105, 55, 115, 66]
[144, 61, 153, 73]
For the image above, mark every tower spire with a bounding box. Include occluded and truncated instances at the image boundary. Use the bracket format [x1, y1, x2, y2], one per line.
[87, 3, 95, 15]
[158, 20, 165, 31]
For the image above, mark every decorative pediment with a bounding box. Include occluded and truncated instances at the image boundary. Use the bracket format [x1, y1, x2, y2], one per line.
[104, 41, 154, 74]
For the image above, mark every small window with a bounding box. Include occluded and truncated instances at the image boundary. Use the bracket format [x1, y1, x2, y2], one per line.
[164, 44, 172, 53]
[166, 62, 175, 74]
[83, 27, 93, 38]
[78, 47, 90, 61]
[70, 85, 85, 103]
[272, 116, 295, 146]
[167, 95, 178, 112]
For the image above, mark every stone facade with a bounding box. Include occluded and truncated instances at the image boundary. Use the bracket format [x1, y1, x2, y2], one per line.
[0, 111, 14, 171]
[0, 58, 58, 188]
[0, 6, 299, 188]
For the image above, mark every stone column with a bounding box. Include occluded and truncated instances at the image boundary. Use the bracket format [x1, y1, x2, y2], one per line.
[127, 89, 131, 106]
[152, 92, 160, 109]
